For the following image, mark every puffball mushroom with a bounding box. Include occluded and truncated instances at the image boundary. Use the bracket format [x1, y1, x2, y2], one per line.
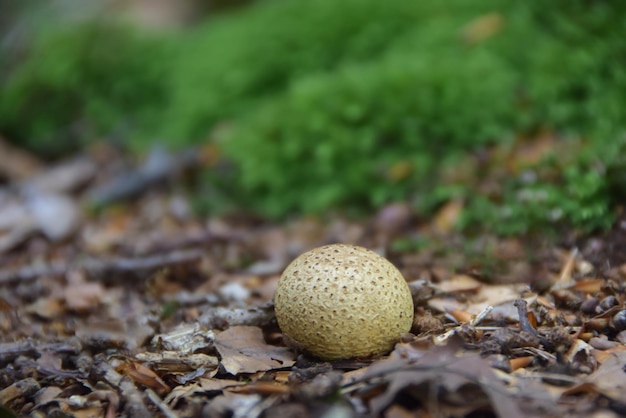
[274, 244, 414, 360]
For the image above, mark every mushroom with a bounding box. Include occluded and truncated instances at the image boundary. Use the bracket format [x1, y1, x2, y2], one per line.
[274, 244, 414, 360]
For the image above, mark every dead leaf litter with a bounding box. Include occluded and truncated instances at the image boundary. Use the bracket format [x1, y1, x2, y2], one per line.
[1, 146, 626, 417]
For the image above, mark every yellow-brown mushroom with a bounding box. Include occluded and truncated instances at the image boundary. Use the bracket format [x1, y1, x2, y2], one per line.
[274, 244, 414, 360]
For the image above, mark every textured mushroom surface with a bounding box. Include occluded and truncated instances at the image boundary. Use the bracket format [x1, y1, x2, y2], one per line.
[274, 244, 414, 360]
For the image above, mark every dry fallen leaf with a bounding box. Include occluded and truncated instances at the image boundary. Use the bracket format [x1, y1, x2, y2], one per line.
[428, 282, 529, 318]
[570, 278, 605, 294]
[25, 297, 65, 320]
[72, 406, 106, 418]
[199, 378, 245, 392]
[64, 270, 105, 312]
[214, 326, 296, 375]
[227, 381, 289, 396]
[358, 335, 525, 417]
[563, 350, 626, 403]
[437, 274, 482, 293]
[117, 361, 170, 395]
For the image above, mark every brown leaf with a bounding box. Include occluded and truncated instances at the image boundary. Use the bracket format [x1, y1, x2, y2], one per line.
[25, 297, 65, 319]
[448, 309, 474, 323]
[227, 381, 289, 395]
[428, 283, 530, 320]
[570, 278, 605, 294]
[0, 378, 40, 404]
[214, 326, 296, 375]
[199, 378, 244, 391]
[163, 381, 207, 406]
[72, 407, 107, 418]
[563, 350, 626, 402]
[36, 351, 63, 374]
[437, 274, 482, 294]
[361, 335, 525, 417]
[118, 361, 170, 395]
[509, 356, 533, 371]
[64, 271, 105, 313]
[135, 351, 218, 373]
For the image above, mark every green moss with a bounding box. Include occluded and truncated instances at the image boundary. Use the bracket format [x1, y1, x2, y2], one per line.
[220, 44, 518, 217]
[0, 22, 170, 157]
[163, 0, 488, 141]
[212, 0, 626, 232]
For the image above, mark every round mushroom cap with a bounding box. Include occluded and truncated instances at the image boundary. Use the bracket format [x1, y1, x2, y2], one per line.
[274, 244, 414, 360]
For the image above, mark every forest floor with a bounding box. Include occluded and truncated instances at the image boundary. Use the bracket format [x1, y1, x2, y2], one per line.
[1, 140, 626, 418]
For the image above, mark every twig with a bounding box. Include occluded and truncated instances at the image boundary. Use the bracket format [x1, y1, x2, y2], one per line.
[518, 372, 579, 384]
[0, 260, 66, 285]
[0, 340, 37, 364]
[513, 299, 538, 337]
[436, 305, 493, 344]
[0, 378, 40, 404]
[135, 351, 219, 373]
[512, 347, 556, 362]
[470, 306, 493, 326]
[246, 394, 282, 418]
[0, 249, 204, 286]
[145, 388, 178, 418]
[198, 302, 276, 329]
[551, 247, 578, 290]
[342, 363, 516, 398]
[0, 338, 81, 364]
[92, 359, 152, 418]
[132, 230, 244, 254]
[151, 324, 216, 354]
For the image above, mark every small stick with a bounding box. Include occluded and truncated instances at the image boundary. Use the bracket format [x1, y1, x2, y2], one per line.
[513, 299, 538, 337]
[470, 306, 493, 327]
[145, 388, 178, 418]
[198, 302, 276, 329]
[0, 339, 81, 364]
[0, 378, 40, 405]
[0, 249, 204, 286]
[436, 305, 493, 344]
[92, 359, 152, 418]
[551, 247, 578, 290]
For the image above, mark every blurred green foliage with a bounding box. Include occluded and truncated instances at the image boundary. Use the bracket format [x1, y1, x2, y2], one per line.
[165, 0, 436, 142]
[224, 48, 518, 216]
[0, 22, 169, 156]
[1, 0, 625, 234]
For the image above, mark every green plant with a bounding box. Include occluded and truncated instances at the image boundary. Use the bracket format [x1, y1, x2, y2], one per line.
[0, 22, 169, 157]
[212, 0, 626, 233]
[219, 44, 519, 217]
[2, 0, 625, 236]
[163, 0, 487, 142]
